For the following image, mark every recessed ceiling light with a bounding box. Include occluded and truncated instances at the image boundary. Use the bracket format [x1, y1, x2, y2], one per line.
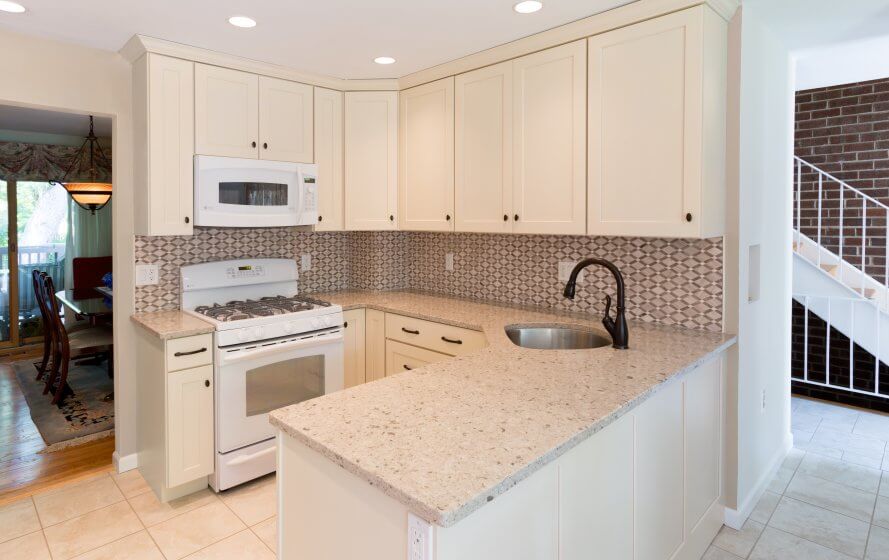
[374, 56, 396, 65]
[0, 1, 26, 13]
[513, 1, 543, 14]
[228, 15, 256, 28]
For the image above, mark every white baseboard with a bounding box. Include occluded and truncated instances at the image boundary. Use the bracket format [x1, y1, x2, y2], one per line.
[113, 451, 139, 473]
[723, 431, 793, 529]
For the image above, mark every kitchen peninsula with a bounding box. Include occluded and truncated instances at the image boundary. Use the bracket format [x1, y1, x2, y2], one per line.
[270, 291, 736, 560]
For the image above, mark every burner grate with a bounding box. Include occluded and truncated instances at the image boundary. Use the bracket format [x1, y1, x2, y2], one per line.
[193, 295, 329, 322]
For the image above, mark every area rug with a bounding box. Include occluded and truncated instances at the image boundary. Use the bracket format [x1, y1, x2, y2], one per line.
[12, 359, 114, 452]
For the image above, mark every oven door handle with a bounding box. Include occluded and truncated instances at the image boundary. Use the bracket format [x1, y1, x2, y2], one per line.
[219, 332, 342, 365]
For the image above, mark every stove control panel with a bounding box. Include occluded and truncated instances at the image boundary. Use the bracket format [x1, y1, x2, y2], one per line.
[225, 265, 266, 279]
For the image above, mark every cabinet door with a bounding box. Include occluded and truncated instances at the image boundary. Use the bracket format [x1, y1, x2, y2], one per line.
[385, 340, 450, 376]
[344, 91, 398, 230]
[136, 53, 194, 236]
[399, 77, 454, 231]
[588, 8, 709, 237]
[259, 76, 313, 163]
[685, 357, 721, 532]
[512, 40, 587, 235]
[343, 309, 366, 388]
[365, 309, 387, 382]
[195, 64, 259, 159]
[167, 364, 214, 487]
[314, 87, 344, 230]
[455, 62, 513, 233]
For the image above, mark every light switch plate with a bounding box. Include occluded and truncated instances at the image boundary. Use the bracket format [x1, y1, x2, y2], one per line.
[301, 254, 312, 272]
[445, 253, 454, 271]
[135, 264, 159, 286]
[407, 513, 433, 560]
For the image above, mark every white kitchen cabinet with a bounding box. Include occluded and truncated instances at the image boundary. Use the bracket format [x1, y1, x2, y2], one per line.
[314, 87, 344, 230]
[511, 40, 587, 235]
[398, 77, 455, 231]
[365, 308, 387, 382]
[133, 53, 195, 236]
[587, 5, 726, 238]
[195, 64, 259, 159]
[259, 76, 313, 163]
[344, 91, 398, 230]
[455, 61, 513, 233]
[167, 364, 215, 487]
[385, 340, 450, 376]
[343, 308, 366, 388]
[685, 356, 721, 532]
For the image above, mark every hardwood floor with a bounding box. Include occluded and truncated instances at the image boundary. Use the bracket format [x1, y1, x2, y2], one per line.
[0, 350, 114, 505]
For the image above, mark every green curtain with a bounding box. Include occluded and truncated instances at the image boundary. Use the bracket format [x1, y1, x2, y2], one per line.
[63, 199, 112, 290]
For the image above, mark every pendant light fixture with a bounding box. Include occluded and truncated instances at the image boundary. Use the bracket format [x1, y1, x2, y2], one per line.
[51, 115, 112, 214]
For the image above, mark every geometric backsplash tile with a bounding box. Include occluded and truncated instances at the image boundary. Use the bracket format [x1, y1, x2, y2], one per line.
[135, 228, 723, 332]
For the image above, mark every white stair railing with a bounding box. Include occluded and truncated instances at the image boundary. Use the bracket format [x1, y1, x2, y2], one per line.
[794, 156, 889, 299]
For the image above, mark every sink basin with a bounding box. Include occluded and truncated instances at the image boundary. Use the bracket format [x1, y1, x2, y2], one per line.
[505, 326, 611, 350]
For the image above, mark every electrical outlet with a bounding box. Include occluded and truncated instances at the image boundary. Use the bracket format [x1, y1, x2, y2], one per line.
[407, 513, 433, 560]
[558, 262, 585, 283]
[445, 253, 454, 271]
[135, 264, 159, 286]
[301, 254, 312, 272]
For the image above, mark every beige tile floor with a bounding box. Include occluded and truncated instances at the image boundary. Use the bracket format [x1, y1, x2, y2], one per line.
[0, 469, 277, 560]
[3, 395, 888, 559]
[705, 396, 889, 560]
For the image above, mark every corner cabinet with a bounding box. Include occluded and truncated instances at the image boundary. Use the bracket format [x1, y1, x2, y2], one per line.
[344, 91, 398, 230]
[314, 87, 344, 230]
[587, 5, 727, 238]
[398, 77, 455, 231]
[133, 53, 195, 236]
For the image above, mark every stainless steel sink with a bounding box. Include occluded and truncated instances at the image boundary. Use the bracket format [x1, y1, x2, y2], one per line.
[505, 326, 611, 350]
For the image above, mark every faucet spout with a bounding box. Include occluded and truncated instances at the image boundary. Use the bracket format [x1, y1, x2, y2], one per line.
[563, 258, 629, 349]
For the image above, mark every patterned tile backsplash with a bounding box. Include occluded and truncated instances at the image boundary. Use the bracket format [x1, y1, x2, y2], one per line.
[135, 228, 723, 332]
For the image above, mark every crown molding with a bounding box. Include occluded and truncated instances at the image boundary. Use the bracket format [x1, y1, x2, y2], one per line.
[119, 35, 399, 92]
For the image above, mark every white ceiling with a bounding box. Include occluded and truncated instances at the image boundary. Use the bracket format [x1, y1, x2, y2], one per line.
[0, 0, 633, 79]
[0, 105, 112, 137]
[796, 35, 889, 91]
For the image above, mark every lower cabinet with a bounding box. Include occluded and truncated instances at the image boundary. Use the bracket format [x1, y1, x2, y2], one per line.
[365, 309, 387, 382]
[343, 309, 366, 388]
[167, 364, 215, 488]
[385, 340, 450, 376]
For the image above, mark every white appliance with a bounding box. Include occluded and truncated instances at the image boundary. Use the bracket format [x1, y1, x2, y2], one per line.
[194, 155, 318, 227]
[181, 258, 343, 491]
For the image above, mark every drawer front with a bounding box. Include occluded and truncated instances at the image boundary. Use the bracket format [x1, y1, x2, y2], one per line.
[166, 334, 213, 372]
[385, 313, 487, 356]
[385, 340, 450, 376]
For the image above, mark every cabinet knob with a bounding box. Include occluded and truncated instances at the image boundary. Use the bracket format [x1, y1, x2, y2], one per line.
[344, 321, 348, 328]
[318, 215, 323, 222]
[184, 216, 190, 224]
[251, 141, 257, 148]
[686, 212, 693, 222]
[389, 215, 394, 221]
[503, 214, 508, 222]
[446, 214, 451, 221]
[204, 380, 210, 388]
[263, 142, 268, 149]
[514, 214, 519, 221]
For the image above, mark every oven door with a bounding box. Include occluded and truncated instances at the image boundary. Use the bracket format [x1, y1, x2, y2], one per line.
[215, 330, 344, 454]
[194, 155, 301, 228]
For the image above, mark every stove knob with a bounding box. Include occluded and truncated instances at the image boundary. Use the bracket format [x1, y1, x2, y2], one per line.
[283, 323, 294, 334]
[252, 327, 263, 339]
[323, 316, 333, 327]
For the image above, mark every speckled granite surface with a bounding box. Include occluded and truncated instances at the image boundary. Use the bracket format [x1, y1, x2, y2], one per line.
[268, 290, 736, 527]
[130, 310, 214, 340]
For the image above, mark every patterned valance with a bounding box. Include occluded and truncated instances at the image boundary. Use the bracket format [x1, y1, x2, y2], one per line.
[0, 140, 112, 183]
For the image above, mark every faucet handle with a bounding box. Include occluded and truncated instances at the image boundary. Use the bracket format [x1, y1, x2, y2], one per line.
[602, 295, 616, 336]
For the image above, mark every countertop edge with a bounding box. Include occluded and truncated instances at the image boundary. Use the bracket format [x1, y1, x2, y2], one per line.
[130, 311, 215, 340]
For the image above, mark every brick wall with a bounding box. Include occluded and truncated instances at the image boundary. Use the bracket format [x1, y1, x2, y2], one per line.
[795, 78, 889, 282]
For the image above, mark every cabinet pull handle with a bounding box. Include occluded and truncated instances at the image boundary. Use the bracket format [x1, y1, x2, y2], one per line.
[251, 141, 257, 148]
[343, 321, 349, 328]
[686, 212, 693, 222]
[403, 364, 412, 371]
[514, 214, 519, 221]
[174, 347, 207, 357]
[401, 327, 420, 335]
[184, 216, 190, 224]
[441, 336, 463, 345]
[389, 215, 395, 222]
[263, 142, 268, 149]
[204, 380, 210, 387]
[503, 214, 508, 222]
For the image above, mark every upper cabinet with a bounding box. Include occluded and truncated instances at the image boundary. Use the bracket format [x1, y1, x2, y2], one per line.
[587, 6, 726, 238]
[512, 40, 587, 235]
[453, 41, 586, 235]
[455, 61, 513, 234]
[195, 64, 313, 163]
[344, 91, 398, 231]
[398, 77, 455, 232]
[314, 87, 344, 231]
[133, 53, 195, 236]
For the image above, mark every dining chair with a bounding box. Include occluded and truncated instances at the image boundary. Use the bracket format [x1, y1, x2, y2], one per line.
[41, 274, 113, 406]
[32, 270, 93, 381]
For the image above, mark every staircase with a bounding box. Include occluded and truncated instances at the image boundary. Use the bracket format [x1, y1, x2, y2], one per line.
[792, 156, 889, 400]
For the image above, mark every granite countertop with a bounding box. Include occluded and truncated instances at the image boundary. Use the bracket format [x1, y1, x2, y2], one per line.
[131, 310, 214, 340]
[268, 290, 736, 527]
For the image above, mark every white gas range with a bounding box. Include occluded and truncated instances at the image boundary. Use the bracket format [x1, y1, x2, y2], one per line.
[181, 258, 344, 491]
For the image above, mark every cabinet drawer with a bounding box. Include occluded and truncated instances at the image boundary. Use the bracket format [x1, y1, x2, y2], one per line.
[385, 340, 450, 376]
[385, 313, 487, 356]
[166, 334, 213, 372]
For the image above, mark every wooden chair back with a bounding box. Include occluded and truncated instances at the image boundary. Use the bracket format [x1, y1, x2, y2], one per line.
[41, 274, 69, 355]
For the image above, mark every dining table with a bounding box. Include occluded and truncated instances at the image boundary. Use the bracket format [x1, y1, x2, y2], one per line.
[55, 289, 113, 324]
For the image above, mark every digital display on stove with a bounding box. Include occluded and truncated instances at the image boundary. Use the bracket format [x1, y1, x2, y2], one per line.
[238, 266, 253, 271]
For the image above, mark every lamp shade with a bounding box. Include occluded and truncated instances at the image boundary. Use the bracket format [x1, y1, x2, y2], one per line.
[63, 182, 113, 213]
[51, 116, 112, 214]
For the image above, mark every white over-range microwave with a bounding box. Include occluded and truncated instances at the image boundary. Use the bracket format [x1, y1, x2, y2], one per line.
[194, 155, 318, 227]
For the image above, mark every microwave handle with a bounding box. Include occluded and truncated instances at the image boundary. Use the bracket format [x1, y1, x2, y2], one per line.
[219, 330, 342, 365]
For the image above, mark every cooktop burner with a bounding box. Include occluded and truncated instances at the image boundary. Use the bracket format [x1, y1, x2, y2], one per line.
[193, 295, 331, 322]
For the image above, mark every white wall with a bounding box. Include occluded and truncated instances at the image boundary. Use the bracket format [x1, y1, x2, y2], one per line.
[796, 35, 889, 90]
[722, 5, 794, 525]
[0, 29, 138, 468]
